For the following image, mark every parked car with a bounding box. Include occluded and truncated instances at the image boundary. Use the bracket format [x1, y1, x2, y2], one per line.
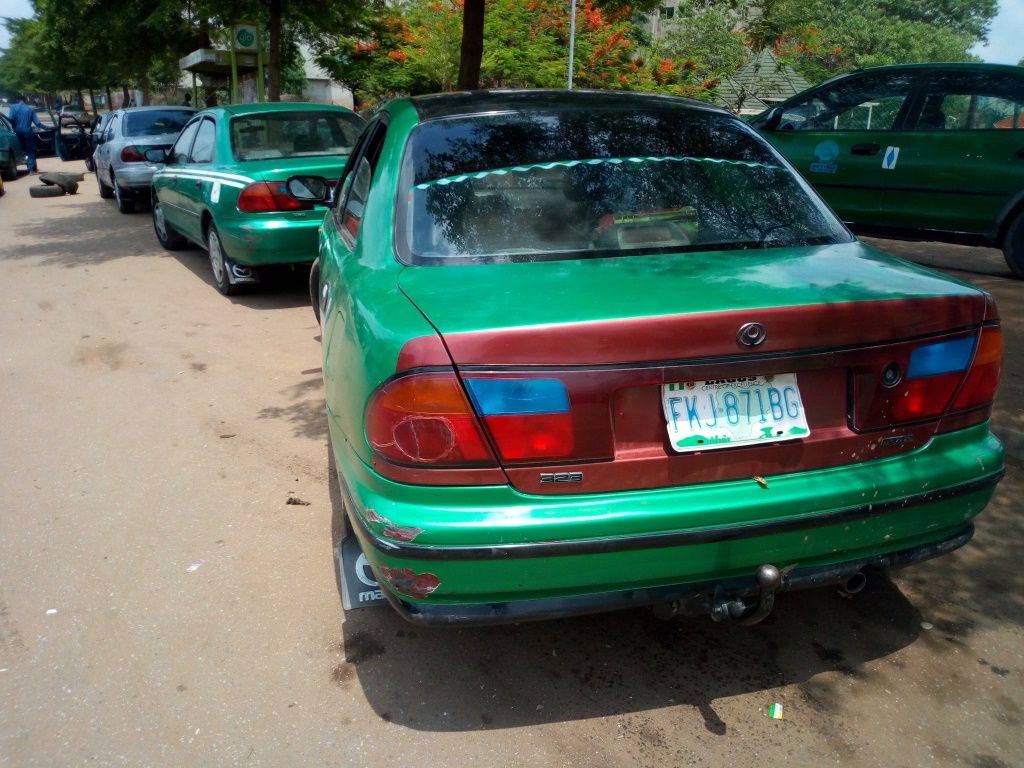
[0, 110, 56, 177]
[59, 103, 91, 126]
[93, 106, 195, 213]
[749, 63, 1024, 278]
[85, 112, 114, 171]
[288, 90, 1005, 626]
[148, 102, 365, 294]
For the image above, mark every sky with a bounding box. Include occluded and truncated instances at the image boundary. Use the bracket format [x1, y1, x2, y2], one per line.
[0, 0, 1021, 63]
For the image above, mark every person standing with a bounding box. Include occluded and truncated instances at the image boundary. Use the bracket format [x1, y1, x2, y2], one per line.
[8, 95, 42, 174]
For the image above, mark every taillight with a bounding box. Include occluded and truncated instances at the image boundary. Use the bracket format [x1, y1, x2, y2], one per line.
[464, 378, 574, 462]
[365, 372, 496, 466]
[120, 145, 146, 162]
[237, 182, 313, 213]
[853, 327, 1002, 431]
[951, 326, 1002, 411]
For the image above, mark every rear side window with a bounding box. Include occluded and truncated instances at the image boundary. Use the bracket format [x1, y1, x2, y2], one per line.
[229, 110, 364, 161]
[912, 72, 1024, 130]
[772, 73, 916, 132]
[171, 120, 200, 162]
[397, 109, 851, 264]
[124, 110, 194, 137]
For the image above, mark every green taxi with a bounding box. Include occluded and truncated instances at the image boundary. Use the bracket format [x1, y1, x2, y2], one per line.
[148, 102, 364, 294]
[751, 63, 1024, 278]
[289, 90, 1003, 626]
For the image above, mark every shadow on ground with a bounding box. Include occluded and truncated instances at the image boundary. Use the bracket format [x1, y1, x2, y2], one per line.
[169, 249, 314, 311]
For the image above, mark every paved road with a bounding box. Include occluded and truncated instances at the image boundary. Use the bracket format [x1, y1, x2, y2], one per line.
[1, 162, 1021, 767]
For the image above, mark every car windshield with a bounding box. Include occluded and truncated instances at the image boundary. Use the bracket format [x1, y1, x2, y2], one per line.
[229, 110, 364, 161]
[124, 110, 193, 137]
[398, 109, 851, 264]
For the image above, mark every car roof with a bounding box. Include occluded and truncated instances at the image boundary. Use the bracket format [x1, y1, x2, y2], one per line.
[118, 106, 195, 113]
[815, 61, 1024, 88]
[217, 102, 357, 117]
[405, 89, 731, 121]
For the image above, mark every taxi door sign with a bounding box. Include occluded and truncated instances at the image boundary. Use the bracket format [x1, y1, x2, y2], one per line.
[337, 536, 387, 610]
[882, 146, 900, 170]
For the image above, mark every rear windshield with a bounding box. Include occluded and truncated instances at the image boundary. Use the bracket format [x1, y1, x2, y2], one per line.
[229, 110, 364, 161]
[124, 110, 194, 137]
[397, 109, 851, 264]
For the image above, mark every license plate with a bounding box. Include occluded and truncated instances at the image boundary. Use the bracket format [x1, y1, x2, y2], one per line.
[662, 374, 810, 453]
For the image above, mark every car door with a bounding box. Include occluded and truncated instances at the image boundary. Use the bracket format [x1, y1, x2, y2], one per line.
[96, 112, 121, 182]
[882, 68, 1024, 238]
[170, 117, 215, 243]
[757, 70, 920, 227]
[0, 114, 23, 166]
[158, 118, 202, 238]
[319, 119, 388, 418]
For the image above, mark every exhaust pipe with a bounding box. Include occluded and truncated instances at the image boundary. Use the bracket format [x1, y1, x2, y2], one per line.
[836, 570, 867, 598]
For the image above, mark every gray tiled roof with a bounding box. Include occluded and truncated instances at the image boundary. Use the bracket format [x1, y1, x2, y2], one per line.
[715, 49, 811, 113]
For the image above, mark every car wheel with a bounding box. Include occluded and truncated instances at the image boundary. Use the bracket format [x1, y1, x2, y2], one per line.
[113, 177, 135, 214]
[96, 171, 114, 199]
[1003, 212, 1024, 280]
[309, 258, 321, 325]
[207, 225, 244, 296]
[152, 198, 187, 251]
[1, 153, 16, 181]
[84, 156, 95, 172]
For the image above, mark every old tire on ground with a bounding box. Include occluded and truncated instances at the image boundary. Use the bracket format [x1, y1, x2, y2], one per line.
[1, 154, 16, 181]
[96, 172, 114, 199]
[207, 225, 243, 296]
[29, 185, 66, 198]
[113, 178, 136, 214]
[1003, 212, 1024, 280]
[309, 258, 321, 325]
[152, 199, 187, 251]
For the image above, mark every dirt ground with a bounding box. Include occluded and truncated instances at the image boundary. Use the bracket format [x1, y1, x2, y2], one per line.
[1, 161, 1021, 767]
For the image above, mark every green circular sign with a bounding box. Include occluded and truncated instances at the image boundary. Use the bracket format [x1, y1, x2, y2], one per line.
[236, 28, 255, 47]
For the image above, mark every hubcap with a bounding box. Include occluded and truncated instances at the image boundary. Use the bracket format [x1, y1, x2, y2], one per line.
[209, 231, 226, 284]
[154, 204, 167, 240]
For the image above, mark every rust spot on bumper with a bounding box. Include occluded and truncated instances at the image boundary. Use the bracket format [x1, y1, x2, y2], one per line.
[380, 567, 440, 599]
[364, 508, 424, 542]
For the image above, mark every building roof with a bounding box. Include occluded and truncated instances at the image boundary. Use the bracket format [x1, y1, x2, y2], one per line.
[715, 50, 811, 114]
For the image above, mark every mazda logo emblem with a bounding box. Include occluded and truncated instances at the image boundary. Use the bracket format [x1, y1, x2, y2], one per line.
[737, 322, 767, 347]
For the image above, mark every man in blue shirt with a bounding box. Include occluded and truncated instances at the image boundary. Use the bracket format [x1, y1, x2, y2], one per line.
[8, 96, 43, 174]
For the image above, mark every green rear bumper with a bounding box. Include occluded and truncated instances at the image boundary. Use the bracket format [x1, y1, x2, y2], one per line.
[217, 213, 322, 266]
[330, 415, 1003, 623]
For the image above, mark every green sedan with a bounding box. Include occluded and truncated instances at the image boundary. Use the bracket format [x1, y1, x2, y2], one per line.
[289, 90, 1003, 626]
[149, 102, 364, 294]
[750, 63, 1024, 278]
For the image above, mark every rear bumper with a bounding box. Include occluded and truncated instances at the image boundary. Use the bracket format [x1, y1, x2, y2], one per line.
[379, 525, 976, 626]
[114, 163, 162, 190]
[216, 213, 322, 266]
[331, 417, 1003, 625]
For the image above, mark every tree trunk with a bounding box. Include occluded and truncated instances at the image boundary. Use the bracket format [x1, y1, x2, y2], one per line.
[139, 72, 151, 106]
[106, 87, 114, 111]
[88, 89, 97, 116]
[267, 0, 282, 101]
[122, 85, 131, 108]
[457, 0, 485, 91]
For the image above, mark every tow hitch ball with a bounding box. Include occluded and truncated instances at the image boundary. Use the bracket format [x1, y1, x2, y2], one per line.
[710, 564, 783, 626]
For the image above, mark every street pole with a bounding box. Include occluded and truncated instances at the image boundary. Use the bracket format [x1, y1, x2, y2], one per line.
[567, 0, 576, 90]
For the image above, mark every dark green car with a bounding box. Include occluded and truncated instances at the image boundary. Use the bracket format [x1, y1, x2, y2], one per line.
[289, 90, 1003, 626]
[149, 102, 364, 294]
[750, 63, 1024, 278]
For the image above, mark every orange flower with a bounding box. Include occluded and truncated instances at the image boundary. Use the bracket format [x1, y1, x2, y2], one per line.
[659, 58, 674, 74]
[619, 74, 629, 84]
[388, 50, 408, 61]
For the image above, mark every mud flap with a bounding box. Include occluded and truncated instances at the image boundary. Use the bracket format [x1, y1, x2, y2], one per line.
[223, 253, 259, 286]
[337, 536, 387, 611]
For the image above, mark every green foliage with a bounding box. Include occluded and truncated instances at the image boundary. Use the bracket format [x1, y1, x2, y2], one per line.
[651, 0, 750, 86]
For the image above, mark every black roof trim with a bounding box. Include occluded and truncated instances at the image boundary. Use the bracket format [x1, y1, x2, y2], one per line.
[408, 89, 731, 121]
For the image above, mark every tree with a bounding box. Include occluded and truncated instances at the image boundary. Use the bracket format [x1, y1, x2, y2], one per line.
[651, 0, 750, 89]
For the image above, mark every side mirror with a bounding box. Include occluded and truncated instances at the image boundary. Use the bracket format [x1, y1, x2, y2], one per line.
[94, 135, 106, 145]
[287, 175, 331, 204]
[145, 148, 168, 164]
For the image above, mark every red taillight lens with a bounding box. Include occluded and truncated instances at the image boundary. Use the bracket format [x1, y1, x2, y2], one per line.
[120, 145, 145, 162]
[237, 182, 313, 213]
[891, 373, 961, 422]
[952, 326, 1002, 411]
[483, 413, 574, 461]
[365, 372, 496, 466]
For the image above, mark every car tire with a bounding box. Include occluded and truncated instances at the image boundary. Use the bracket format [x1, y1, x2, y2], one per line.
[1, 153, 16, 181]
[29, 185, 66, 198]
[309, 258, 321, 325]
[96, 171, 114, 199]
[113, 177, 135, 214]
[207, 225, 244, 296]
[84, 156, 95, 173]
[1003, 212, 1024, 280]
[152, 198, 187, 251]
